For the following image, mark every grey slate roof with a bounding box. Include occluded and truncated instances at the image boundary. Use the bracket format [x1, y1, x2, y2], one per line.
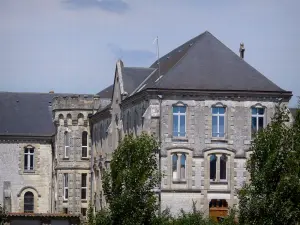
[122, 67, 155, 95]
[97, 85, 113, 98]
[141, 31, 289, 93]
[0, 92, 92, 137]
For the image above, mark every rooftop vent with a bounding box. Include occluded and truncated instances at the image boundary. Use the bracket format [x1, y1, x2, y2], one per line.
[239, 43, 245, 59]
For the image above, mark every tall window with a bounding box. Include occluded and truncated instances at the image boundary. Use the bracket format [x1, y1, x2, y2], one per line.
[212, 107, 225, 137]
[173, 106, 186, 137]
[172, 153, 186, 180]
[210, 154, 217, 181]
[251, 107, 264, 136]
[220, 154, 227, 180]
[210, 153, 228, 182]
[82, 131, 88, 158]
[24, 191, 34, 213]
[63, 173, 68, 200]
[24, 147, 34, 171]
[64, 132, 70, 158]
[81, 173, 87, 200]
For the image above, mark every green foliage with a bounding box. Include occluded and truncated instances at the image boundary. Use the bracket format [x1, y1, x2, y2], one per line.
[0, 204, 7, 225]
[102, 133, 160, 225]
[239, 104, 300, 225]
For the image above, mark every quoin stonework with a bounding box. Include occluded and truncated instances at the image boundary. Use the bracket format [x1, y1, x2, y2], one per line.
[0, 31, 296, 217]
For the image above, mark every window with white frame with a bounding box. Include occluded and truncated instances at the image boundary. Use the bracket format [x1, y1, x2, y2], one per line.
[82, 131, 88, 158]
[64, 132, 70, 158]
[251, 107, 265, 136]
[172, 153, 186, 181]
[212, 107, 225, 137]
[63, 173, 68, 200]
[81, 173, 87, 200]
[173, 106, 186, 137]
[209, 153, 228, 182]
[24, 147, 34, 171]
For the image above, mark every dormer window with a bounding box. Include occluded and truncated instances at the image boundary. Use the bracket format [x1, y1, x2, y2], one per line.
[172, 105, 186, 137]
[251, 107, 265, 136]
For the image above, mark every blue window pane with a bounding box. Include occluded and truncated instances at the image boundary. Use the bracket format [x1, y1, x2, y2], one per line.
[173, 115, 178, 136]
[173, 106, 179, 113]
[181, 154, 186, 166]
[179, 106, 186, 113]
[258, 117, 264, 129]
[212, 107, 218, 114]
[219, 107, 225, 114]
[252, 117, 257, 130]
[258, 108, 264, 115]
[172, 154, 178, 171]
[219, 116, 225, 137]
[252, 108, 257, 115]
[212, 116, 218, 137]
[180, 115, 186, 136]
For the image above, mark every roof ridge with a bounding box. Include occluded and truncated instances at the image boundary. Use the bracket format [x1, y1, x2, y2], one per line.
[124, 66, 154, 70]
[0, 91, 93, 95]
[150, 31, 208, 68]
[154, 31, 208, 87]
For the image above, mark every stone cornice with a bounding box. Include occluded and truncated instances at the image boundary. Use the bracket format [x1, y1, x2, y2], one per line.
[146, 88, 292, 102]
[0, 134, 53, 143]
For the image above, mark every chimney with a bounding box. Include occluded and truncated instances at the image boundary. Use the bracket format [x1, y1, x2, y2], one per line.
[49, 90, 54, 94]
[239, 43, 245, 59]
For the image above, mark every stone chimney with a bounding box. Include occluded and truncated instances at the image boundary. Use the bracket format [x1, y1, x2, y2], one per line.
[49, 90, 55, 94]
[239, 43, 245, 59]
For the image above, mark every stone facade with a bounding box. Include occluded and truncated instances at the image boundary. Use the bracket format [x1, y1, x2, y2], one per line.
[0, 141, 52, 213]
[90, 83, 290, 215]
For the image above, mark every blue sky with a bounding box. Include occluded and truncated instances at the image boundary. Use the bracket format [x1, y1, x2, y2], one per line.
[0, 0, 299, 106]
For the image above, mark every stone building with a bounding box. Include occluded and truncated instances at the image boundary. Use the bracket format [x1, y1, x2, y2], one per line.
[0, 31, 295, 218]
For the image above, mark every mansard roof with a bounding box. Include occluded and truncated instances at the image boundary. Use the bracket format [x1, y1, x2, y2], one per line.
[140, 31, 290, 94]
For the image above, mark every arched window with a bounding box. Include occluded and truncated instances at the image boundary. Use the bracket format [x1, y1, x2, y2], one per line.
[210, 154, 217, 181]
[82, 131, 88, 158]
[64, 132, 70, 158]
[220, 154, 227, 180]
[24, 147, 34, 171]
[24, 191, 34, 213]
[180, 153, 186, 179]
[172, 154, 178, 179]
[172, 153, 186, 181]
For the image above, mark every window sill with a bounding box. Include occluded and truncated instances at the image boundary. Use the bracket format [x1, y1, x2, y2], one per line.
[210, 181, 228, 185]
[63, 157, 69, 160]
[81, 157, 89, 160]
[172, 136, 188, 142]
[211, 138, 228, 143]
[23, 170, 35, 174]
[172, 180, 187, 184]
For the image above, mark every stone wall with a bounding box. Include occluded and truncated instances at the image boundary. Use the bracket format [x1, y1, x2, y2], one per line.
[0, 142, 52, 213]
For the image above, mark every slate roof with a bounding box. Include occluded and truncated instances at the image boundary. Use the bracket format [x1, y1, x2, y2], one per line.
[0, 92, 89, 137]
[97, 85, 113, 98]
[122, 67, 155, 95]
[140, 31, 290, 94]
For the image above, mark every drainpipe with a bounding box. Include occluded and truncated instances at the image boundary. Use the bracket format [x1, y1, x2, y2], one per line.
[157, 94, 163, 215]
[89, 97, 96, 211]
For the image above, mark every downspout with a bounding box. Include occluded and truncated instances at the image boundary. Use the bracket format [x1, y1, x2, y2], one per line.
[89, 97, 96, 211]
[157, 94, 163, 215]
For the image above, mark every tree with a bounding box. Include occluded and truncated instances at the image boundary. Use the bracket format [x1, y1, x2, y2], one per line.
[239, 104, 300, 225]
[102, 133, 160, 225]
[0, 204, 7, 225]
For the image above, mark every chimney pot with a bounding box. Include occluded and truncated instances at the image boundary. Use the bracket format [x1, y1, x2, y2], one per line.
[239, 42, 245, 59]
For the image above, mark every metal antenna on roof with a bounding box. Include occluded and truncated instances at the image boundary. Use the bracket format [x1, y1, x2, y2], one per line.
[153, 36, 161, 77]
